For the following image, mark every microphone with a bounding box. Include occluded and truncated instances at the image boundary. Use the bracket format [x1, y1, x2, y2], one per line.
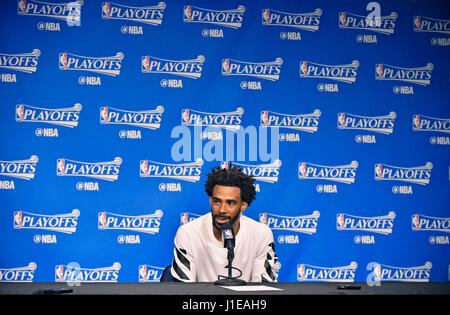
[221, 223, 235, 257]
[214, 223, 246, 286]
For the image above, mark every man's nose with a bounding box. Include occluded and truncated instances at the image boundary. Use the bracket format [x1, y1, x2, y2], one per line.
[218, 202, 228, 213]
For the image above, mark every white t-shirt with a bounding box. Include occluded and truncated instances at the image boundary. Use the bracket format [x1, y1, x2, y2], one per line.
[170, 212, 278, 282]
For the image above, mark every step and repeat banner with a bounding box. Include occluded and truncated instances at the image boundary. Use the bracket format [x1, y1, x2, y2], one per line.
[0, 0, 449, 283]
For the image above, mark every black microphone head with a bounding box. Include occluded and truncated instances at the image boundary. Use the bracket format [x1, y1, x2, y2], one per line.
[221, 223, 234, 238]
[221, 222, 233, 231]
[221, 223, 235, 249]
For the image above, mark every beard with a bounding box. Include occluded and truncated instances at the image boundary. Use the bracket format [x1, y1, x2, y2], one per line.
[212, 210, 241, 231]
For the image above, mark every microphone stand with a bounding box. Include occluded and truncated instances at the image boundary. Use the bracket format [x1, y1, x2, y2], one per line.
[214, 247, 246, 286]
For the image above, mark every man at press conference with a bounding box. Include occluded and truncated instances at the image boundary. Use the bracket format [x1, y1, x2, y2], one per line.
[168, 163, 279, 283]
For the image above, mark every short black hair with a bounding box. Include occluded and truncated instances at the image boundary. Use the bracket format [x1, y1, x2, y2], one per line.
[205, 163, 256, 205]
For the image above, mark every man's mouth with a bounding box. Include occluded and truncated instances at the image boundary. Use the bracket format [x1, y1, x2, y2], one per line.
[214, 216, 230, 225]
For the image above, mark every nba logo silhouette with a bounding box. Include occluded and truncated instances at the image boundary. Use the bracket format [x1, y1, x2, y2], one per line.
[224, 229, 233, 239]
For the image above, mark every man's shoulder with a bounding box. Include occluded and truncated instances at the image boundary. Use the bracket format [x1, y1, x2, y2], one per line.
[241, 215, 272, 236]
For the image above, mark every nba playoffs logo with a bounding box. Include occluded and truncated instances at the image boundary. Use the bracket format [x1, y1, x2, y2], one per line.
[339, 11, 397, 34]
[180, 212, 201, 225]
[260, 211, 320, 234]
[298, 161, 358, 184]
[59, 52, 124, 76]
[262, 8, 322, 31]
[338, 111, 396, 134]
[102, 2, 165, 26]
[0, 49, 40, 73]
[98, 210, 163, 234]
[297, 262, 357, 282]
[261, 109, 321, 132]
[55, 262, 121, 283]
[57, 157, 122, 181]
[182, 107, 243, 131]
[100, 105, 164, 129]
[300, 60, 359, 83]
[375, 63, 433, 86]
[16, 103, 82, 128]
[18, 0, 83, 22]
[140, 159, 203, 182]
[0, 262, 37, 282]
[374, 162, 432, 185]
[139, 265, 164, 282]
[14, 209, 79, 234]
[141, 55, 205, 79]
[225, 160, 281, 183]
[413, 16, 450, 34]
[222, 58, 282, 81]
[337, 212, 395, 235]
[413, 114, 450, 134]
[412, 214, 450, 233]
[0, 155, 38, 180]
[183, 5, 245, 29]
[369, 262, 432, 282]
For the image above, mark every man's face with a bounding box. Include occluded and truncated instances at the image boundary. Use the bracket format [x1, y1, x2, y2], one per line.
[209, 184, 248, 231]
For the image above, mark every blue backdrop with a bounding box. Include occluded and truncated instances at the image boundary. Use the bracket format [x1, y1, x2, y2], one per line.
[0, 0, 449, 283]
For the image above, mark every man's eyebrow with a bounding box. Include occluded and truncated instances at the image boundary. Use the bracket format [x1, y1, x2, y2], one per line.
[212, 196, 238, 202]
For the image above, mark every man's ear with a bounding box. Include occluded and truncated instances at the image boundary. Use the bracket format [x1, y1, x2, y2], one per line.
[240, 201, 248, 212]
